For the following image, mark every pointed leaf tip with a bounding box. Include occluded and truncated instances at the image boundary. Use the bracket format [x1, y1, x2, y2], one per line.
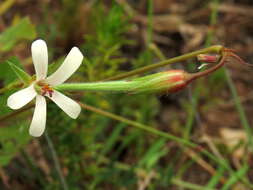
[7, 61, 32, 84]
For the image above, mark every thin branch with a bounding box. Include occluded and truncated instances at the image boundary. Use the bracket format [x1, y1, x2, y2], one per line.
[45, 132, 69, 190]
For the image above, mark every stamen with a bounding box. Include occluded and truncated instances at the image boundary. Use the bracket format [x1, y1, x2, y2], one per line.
[41, 84, 54, 97]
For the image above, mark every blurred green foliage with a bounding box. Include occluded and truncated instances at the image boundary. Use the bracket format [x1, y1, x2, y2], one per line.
[0, 124, 31, 167]
[0, 17, 36, 52]
[0, 16, 37, 168]
[0, 1, 252, 190]
[83, 3, 132, 80]
[0, 25, 35, 169]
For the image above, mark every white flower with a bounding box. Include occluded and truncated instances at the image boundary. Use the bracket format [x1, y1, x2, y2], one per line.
[7, 39, 83, 137]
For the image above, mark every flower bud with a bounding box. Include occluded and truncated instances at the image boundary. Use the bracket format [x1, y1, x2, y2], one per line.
[197, 54, 220, 63]
[130, 70, 190, 94]
[130, 54, 227, 94]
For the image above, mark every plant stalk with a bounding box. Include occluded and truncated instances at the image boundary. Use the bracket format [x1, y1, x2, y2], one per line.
[105, 45, 224, 80]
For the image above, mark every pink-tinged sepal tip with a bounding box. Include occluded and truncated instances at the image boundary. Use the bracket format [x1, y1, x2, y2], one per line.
[197, 54, 220, 63]
[165, 70, 189, 93]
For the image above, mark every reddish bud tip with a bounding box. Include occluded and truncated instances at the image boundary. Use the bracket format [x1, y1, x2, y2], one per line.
[165, 70, 189, 93]
[197, 54, 220, 63]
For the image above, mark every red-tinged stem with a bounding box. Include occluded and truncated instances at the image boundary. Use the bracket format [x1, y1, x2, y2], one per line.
[228, 53, 252, 67]
[186, 52, 228, 82]
[104, 45, 224, 80]
[223, 48, 251, 66]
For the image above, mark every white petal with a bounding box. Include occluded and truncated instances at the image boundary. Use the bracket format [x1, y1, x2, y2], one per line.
[29, 95, 47, 137]
[7, 85, 36, 110]
[31, 39, 48, 80]
[46, 47, 83, 86]
[48, 90, 81, 119]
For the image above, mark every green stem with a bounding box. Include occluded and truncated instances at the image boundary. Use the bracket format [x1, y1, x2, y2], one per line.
[79, 102, 195, 147]
[224, 69, 253, 148]
[79, 102, 253, 188]
[105, 45, 224, 80]
[55, 55, 226, 93]
[0, 98, 242, 185]
[78, 102, 230, 170]
[45, 132, 69, 190]
[54, 80, 139, 92]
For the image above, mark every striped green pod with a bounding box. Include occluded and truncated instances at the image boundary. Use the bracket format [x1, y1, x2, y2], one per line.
[129, 70, 190, 94]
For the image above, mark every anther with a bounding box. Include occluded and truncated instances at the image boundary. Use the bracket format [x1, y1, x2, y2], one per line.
[41, 84, 54, 97]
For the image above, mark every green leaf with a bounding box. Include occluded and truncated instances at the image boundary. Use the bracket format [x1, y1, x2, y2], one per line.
[138, 138, 168, 170]
[8, 61, 31, 84]
[0, 58, 32, 168]
[221, 164, 249, 190]
[0, 57, 24, 115]
[0, 17, 36, 52]
[0, 57, 22, 84]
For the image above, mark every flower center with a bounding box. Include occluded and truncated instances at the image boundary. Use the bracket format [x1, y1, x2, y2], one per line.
[41, 84, 54, 97]
[36, 81, 54, 97]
